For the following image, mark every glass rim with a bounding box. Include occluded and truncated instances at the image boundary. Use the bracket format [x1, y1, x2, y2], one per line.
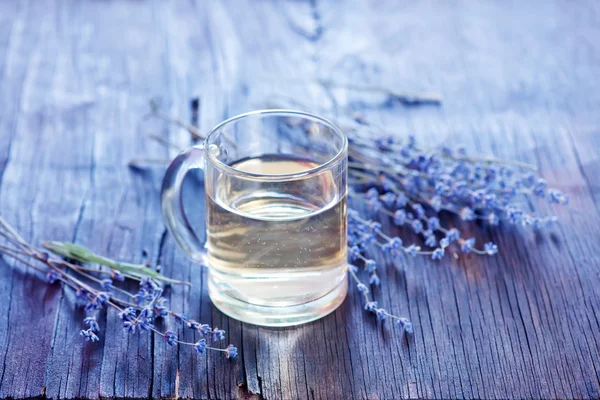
[203, 109, 348, 181]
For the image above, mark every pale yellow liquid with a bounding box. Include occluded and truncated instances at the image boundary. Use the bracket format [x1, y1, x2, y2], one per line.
[205, 156, 347, 307]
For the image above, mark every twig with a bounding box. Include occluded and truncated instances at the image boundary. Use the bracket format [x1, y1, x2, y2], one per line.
[147, 99, 204, 141]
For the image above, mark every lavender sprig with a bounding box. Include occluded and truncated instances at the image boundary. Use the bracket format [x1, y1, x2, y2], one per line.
[0, 216, 237, 359]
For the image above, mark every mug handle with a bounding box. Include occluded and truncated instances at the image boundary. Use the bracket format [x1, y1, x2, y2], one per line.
[161, 145, 206, 263]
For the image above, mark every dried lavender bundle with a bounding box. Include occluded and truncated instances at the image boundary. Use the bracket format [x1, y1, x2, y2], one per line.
[0, 216, 237, 358]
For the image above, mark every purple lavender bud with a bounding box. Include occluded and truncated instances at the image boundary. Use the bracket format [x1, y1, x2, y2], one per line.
[365, 259, 377, 273]
[395, 193, 409, 208]
[368, 198, 382, 213]
[427, 217, 440, 231]
[404, 245, 421, 257]
[460, 238, 476, 254]
[393, 210, 406, 226]
[366, 188, 379, 199]
[376, 308, 387, 321]
[356, 283, 369, 294]
[460, 207, 475, 221]
[412, 204, 425, 219]
[430, 196, 442, 212]
[380, 192, 397, 207]
[199, 324, 212, 335]
[484, 242, 498, 255]
[164, 330, 178, 346]
[548, 189, 568, 205]
[96, 292, 109, 307]
[369, 221, 382, 233]
[424, 231, 437, 247]
[506, 207, 523, 224]
[170, 312, 188, 324]
[212, 328, 226, 341]
[364, 301, 378, 312]
[225, 344, 238, 359]
[123, 320, 137, 333]
[119, 307, 136, 321]
[194, 339, 207, 354]
[397, 317, 413, 335]
[431, 248, 444, 260]
[139, 319, 154, 332]
[533, 179, 547, 197]
[100, 279, 113, 291]
[369, 274, 381, 286]
[133, 288, 147, 304]
[110, 270, 126, 282]
[187, 320, 200, 330]
[390, 237, 403, 249]
[84, 317, 100, 332]
[440, 237, 450, 248]
[446, 228, 460, 242]
[80, 328, 99, 342]
[381, 243, 392, 254]
[411, 219, 423, 234]
[487, 213, 499, 226]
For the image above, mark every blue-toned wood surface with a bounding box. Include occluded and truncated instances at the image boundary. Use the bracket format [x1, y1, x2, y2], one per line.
[0, 1, 599, 399]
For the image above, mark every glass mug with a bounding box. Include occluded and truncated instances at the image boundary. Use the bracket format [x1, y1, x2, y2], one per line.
[161, 110, 348, 326]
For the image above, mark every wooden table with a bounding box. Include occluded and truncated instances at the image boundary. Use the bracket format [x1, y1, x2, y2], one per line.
[1, 1, 599, 399]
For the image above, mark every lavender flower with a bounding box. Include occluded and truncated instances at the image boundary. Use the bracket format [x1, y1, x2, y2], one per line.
[199, 324, 212, 335]
[365, 259, 377, 273]
[110, 269, 125, 281]
[356, 283, 369, 294]
[369, 274, 381, 286]
[411, 219, 423, 233]
[404, 245, 421, 257]
[84, 316, 100, 332]
[153, 298, 169, 318]
[187, 319, 200, 330]
[119, 307, 136, 320]
[431, 248, 444, 260]
[393, 210, 406, 225]
[194, 339, 207, 354]
[170, 312, 187, 324]
[460, 238, 476, 254]
[212, 328, 226, 341]
[100, 279, 112, 291]
[225, 344, 238, 359]
[80, 328, 99, 342]
[364, 301, 378, 312]
[424, 232, 437, 247]
[139, 318, 154, 332]
[123, 320, 137, 333]
[484, 242, 498, 255]
[396, 318, 413, 335]
[163, 330, 178, 346]
[446, 228, 460, 242]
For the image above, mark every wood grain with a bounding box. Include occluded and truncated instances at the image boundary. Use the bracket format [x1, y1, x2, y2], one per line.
[0, 0, 599, 399]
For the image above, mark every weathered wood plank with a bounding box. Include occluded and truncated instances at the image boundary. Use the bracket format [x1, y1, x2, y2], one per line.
[0, 0, 599, 399]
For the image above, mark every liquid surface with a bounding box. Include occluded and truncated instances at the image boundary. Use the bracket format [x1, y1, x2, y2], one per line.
[206, 155, 347, 306]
